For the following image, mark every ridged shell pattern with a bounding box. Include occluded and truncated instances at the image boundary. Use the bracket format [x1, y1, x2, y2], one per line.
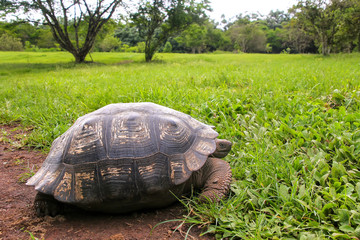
[27, 103, 218, 204]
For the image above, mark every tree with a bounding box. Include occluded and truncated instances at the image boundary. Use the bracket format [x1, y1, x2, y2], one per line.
[131, 0, 209, 62]
[173, 19, 228, 53]
[290, 0, 343, 55]
[114, 26, 144, 47]
[337, 0, 360, 52]
[204, 20, 229, 51]
[266, 10, 290, 30]
[284, 18, 315, 53]
[266, 28, 286, 53]
[176, 23, 206, 53]
[32, 0, 123, 62]
[228, 22, 266, 53]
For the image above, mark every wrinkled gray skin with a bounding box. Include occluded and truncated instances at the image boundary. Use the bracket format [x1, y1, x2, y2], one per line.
[34, 139, 232, 217]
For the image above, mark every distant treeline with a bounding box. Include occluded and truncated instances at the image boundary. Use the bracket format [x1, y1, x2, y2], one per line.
[1, 0, 359, 55]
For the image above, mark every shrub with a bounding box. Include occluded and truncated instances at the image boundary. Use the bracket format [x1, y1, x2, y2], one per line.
[162, 41, 172, 53]
[136, 42, 145, 53]
[98, 35, 122, 52]
[0, 33, 23, 51]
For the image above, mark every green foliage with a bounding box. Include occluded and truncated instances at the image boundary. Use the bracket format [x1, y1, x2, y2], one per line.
[120, 42, 146, 53]
[36, 29, 57, 48]
[266, 28, 285, 53]
[228, 22, 267, 53]
[334, 0, 360, 52]
[114, 26, 144, 47]
[284, 19, 315, 53]
[176, 23, 206, 53]
[290, 0, 354, 55]
[135, 41, 146, 53]
[1, 52, 360, 238]
[98, 34, 122, 52]
[204, 23, 230, 52]
[266, 10, 290, 30]
[24, 41, 61, 52]
[0, 21, 59, 51]
[162, 41, 172, 53]
[0, 33, 23, 51]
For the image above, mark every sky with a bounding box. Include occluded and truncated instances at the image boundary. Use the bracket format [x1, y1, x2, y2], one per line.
[209, 0, 298, 22]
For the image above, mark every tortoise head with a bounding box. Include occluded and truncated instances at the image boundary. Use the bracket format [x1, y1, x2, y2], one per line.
[211, 139, 232, 158]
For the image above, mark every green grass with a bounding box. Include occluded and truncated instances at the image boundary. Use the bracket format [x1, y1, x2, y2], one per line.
[1, 51, 360, 239]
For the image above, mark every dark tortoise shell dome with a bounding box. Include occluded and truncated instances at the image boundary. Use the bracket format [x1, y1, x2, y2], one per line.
[27, 103, 219, 208]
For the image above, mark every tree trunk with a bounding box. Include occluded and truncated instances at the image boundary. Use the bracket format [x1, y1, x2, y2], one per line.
[73, 52, 87, 63]
[145, 48, 155, 62]
[320, 33, 329, 56]
[144, 38, 165, 62]
[145, 53, 152, 62]
[322, 42, 327, 55]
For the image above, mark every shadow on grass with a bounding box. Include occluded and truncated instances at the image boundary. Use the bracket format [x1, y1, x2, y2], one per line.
[0, 62, 81, 76]
[0, 59, 147, 76]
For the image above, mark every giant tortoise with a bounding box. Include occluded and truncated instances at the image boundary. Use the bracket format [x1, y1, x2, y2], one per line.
[27, 102, 232, 216]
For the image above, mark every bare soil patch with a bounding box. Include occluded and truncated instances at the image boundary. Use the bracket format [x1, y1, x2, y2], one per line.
[0, 125, 213, 240]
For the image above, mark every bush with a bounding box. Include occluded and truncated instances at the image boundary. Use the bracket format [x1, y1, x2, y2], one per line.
[24, 41, 61, 52]
[162, 41, 172, 53]
[210, 50, 232, 54]
[136, 42, 145, 53]
[123, 42, 145, 53]
[0, 33, 23, 51]
[98, 35, 122, 52]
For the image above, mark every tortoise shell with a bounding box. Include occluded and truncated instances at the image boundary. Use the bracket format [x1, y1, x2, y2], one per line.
[27, 103, 218, 208]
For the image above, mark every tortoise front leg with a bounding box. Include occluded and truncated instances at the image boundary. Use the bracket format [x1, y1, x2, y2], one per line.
[195, 158, 232, 201]
[34, 192, 63, 217]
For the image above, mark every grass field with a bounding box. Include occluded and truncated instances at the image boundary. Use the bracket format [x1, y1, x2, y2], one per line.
[1, 51, 360, 239]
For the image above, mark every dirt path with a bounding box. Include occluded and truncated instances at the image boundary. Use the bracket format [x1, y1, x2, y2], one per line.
[0, 125, 213, 240]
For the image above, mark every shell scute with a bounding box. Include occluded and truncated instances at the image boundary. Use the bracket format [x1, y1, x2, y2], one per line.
[136, 153, 171, 194]
[108, 113, 157, 158]
[73, 164, 100, 203]
[97, 158, 136, 200]
[169, 154, 191, 185]
[157, 115, 195, 155]
[53, 166, 74, 202]
[34, 164, 64, 195]
[64, 116, 106, 165]
[184, 150, 208, 172]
